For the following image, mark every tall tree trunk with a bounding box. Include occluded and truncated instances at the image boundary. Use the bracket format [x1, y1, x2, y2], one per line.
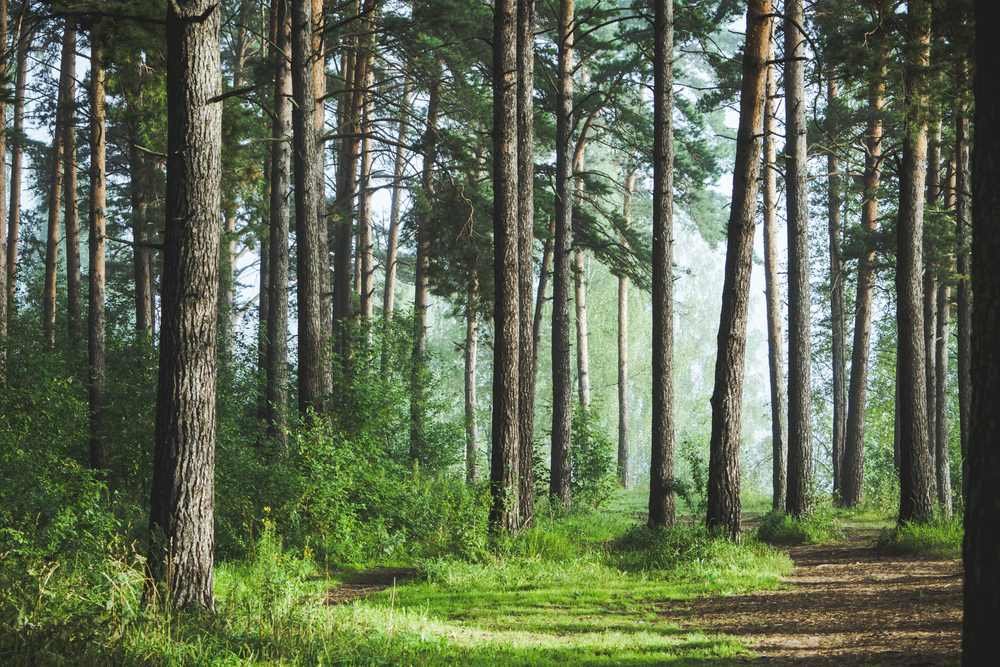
[649, 0, 676, 529]
[573, 246, 591, 409]
[409, 65, 440, 461]
[266, 0, 292, 446]
[965, 2, 1000, 653]
[618, 169, 635, 489]
[550, 0, 574, 506]
[490, 0, 521, 534]
[784, 0, 813, 519]
[955, 59, 972, 492]
[935, 282, 951, 516]
[842, 13, 887, 507]
[149, 0, 222, 610]
[516, 0, 536, 526]
[707, 0, 772, 538]
[88, 32, 107, 471]
[358, 63, 375, 323]
[382, 77, 410, 322]
[63, 25, 81, 347]
[128, 141, 153, 339]
[532, 221, 554, 379]
[896, 0, 935, 524]
[5, 9, 27, 312]
[312, 0, 331, 350]
[827, 75, 846, 499]
[923, 117, 941, 490]
[0, 0, 8, 380]
[291, 0, 332, 415]
[465, 276, 479, 485]
[42, 26, 73, 350]
[763, 56, 787, 512]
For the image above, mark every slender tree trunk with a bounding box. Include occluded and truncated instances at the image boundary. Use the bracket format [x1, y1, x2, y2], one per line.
[490, 0, 521, 534]
[935, 282, 951, 516]
[618, 170, 635, 489]
[896, 0, 935, 524]
[382, 77, 410, 322]
[358, 64, 375, 324]
[827, 76, 846, 499]
[532, 221, 554, 379]
[291, 0, 332, 415]
[573, 246, 591, 409]
[88, 32, 107, 471]
[5, 9, 27, 312]
[550, 0, 575, 506]
[63, 25, 82, 347]
[763, 56, 787, 512]
[955, 59, 972, 493]
[312, 0, 331, 350]
[516, 0, 536, 526]
[465, 276, 479, 485]
[409, 66, 440, 462]
[784, 0, 813, 519]
[965, 2, 1000, 653]
[842, 15, 887, 507]
[923, 117, 941, 490]
[128, 141, 153, 339]
[266, 0, 292, 445]
[707, 0, 773, 539]
[0, 0, 8, 379]
[649, 0, 676, 528]
[149, 0, 222, 610]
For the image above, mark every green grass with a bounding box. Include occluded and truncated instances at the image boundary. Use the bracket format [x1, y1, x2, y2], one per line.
[876, 516, 964, 559]
[114, 495, 793, 665]
[755, 506, 843, 545]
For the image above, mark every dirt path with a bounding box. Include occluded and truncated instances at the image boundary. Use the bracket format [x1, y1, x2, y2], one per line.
[325, 567, 416, 605]
[664, 530, 962, 665]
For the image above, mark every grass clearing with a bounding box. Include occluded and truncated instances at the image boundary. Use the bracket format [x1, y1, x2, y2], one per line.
[876, 516, 964, 559]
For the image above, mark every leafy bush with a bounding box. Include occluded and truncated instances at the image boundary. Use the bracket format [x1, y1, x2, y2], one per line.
[876, 517, 963, 559]
[570, 406, 617, 508]
[756, 507, 842, 545]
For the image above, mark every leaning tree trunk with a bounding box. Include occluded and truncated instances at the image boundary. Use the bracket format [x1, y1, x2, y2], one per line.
[826, 75, 846, 499]
[618, 169, 636, 489]
[516, 0, 536, 527]
[5, 9, 27, 311]
[955, 59, 972, 493]
[784, 0, 813, 519]
[88, 32, 107, 471]
[149, 0, 222, 610]
[896, 0, 935, 524]
[965, 1, 1000, 655]
[707, 0, 773, 539]
[465, 276, 479, 485]
[842, 16, 887, 507]
[291, 0, 331, 415]
[649, 0, 676, 529]
[265, 0, 292, 446]
[550, 0, 575, 507]
[763, 55, 787, 512]
[63, 24, 81, 347]
[490, 0, 521, 535]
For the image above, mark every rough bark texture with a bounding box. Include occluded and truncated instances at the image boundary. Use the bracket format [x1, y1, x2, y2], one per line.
[0, 0, 8, 379]
[266, 0, 292, 445]
[955, 60, 972, 486]
[618, 170, 635, 489]
[382, 77, 410, 322]
[465, 277, 479, 485]
[291, 0, 331, 415]
[149, 0, 222, 610]
[550, 0, 574, 507]
[826, 76, 845, 498]
[649, 0, 675, 530]
[516, 0, 536, 527]
[783, 0, 813, 519]
[5, 12, 27, 312]
[358, 64, 375, 323]
[763, 57, 787, 512]
[490, 0, 521, 534]
[965, 2, 1000, 655]
[63, 25, 81, 346]
[896, 0, 935, 524]
[706, 0, 772, 539]
[842, 17, 887, 507]
[409, 68, 439, 462]
[88, 34, 107, 471]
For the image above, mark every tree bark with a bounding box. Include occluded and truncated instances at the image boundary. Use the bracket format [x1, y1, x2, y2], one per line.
[128, 140, 154, 340]
[0, 0, 8, 379]
[490, 0, 521, 534]
[923, 117, 941, 488]
[63, 25, 82, 347]
[149, 0, 222, 610]
[516, 0, 536, 527]
[465, 276, 479, 485]
[707, 0, 772, 539]
[88, 32, 107, 471]
[266, 0, 292, 446]
[763, 56, 787, 512]
[550, 0, 574, 507]
[532, 221, 554, 380]
[649, 0, 676, 529]
[618, 170, 635, 489]
[358, 63, 375, 323]
[895, 0, 935, 524]
[784, 0, 813, 519]
[955, 59, 972, 491]
[382, 76, 410, 322]
[5, 9, 27, 312]
[291, 0, 332, 415]
[842, 14, 887, 507]
[935, 282, 951, 516]
[964, 2, 1000, 654]
[573, 247, 591, 409]
[827, 75, 846, 499]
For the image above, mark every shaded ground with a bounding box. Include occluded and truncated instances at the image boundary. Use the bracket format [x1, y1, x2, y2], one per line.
[325, 567, 417, 605]
[664, 529, 962, 665]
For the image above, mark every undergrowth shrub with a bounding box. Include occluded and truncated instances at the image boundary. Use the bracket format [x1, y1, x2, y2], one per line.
[570, 406, 617, 508]
[876, 517, 963, 559]
[756, 505, 842, 545]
